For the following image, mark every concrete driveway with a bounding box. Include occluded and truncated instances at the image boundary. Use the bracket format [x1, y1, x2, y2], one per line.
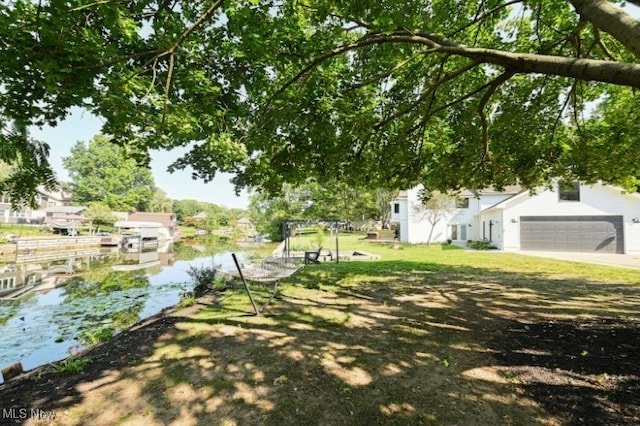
[517, 251, 640, 270]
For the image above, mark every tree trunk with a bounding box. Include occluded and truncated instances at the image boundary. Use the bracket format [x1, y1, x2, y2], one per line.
[426, 216, 441, 247]
[569, 0, 640, 59]
[426, 224, 435, 247]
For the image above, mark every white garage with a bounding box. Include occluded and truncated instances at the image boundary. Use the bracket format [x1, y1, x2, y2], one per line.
[477, 182, 640, 255]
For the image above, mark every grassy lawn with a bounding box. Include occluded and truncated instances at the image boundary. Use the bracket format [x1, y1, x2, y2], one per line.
[0, 223, 45, 239]
[11, 235, 640, 425]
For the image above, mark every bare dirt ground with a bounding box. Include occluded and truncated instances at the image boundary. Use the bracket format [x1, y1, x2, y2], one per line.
[492, 317, 640, 425]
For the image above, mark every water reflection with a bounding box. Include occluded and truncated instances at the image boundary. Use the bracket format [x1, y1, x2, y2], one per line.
[0, 241, 252, 382]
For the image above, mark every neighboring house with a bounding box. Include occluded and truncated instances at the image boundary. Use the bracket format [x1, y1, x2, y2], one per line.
[0, 185, 73, 224]
[235, 217, 253, 230]
[391, 181, 640, 254]
[127, 212, 178, 239]
[45, 205, 90, 232]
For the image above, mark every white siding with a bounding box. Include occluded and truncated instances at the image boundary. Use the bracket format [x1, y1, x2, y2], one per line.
[449, 202, 475, 242]
[501, 183, 640, 254]
[479, 194, 512, 211]
[407, 187, 438, 243]
[392, 186, 454, 244]
[476, 211, 505, 248]
[466, 194, 516, 244]
[390, 182, 640, 253]
[390, 196, 409, 243]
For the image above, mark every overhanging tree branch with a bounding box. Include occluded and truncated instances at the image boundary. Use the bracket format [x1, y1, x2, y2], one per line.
[373, 59, 482, 131]
[267, 27, 640, 118]
[448, 0, 524, 37]
[477, 70, 515, 159]
[366, 30, 640, 87]
[592, 26, 618, 61]
[264, 33, 440, 110]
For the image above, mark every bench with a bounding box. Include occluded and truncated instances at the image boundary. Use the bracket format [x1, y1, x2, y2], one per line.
[304, 246, 322, 264]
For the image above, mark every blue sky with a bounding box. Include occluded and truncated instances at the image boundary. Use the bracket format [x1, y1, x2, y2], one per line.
[30, 107, 250, 210]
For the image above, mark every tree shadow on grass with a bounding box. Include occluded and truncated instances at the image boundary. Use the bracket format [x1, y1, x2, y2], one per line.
[0, 258, 638, 425]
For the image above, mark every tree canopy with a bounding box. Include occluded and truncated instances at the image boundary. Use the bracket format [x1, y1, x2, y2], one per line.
[2, 0, 640, 197]
[63, 135, 156, 211]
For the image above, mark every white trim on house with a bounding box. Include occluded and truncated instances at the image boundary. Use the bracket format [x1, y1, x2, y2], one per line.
[391, 182, 640, 254]
[390, 185, 522, 245]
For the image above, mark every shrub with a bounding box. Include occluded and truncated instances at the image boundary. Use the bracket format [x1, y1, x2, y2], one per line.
[187, 262, 222, 295]
[178, 293, 197, 308]
[467, 239, 497, 250]
[50, 357, 91, 374]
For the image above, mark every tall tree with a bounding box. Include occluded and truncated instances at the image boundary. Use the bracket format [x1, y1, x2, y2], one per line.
[62, 135, 155, 211]
[249, 181, 391, 239]
[2, 1, 640, 196]
[375, 188, 399, 228]
[302, 181, 379, 222]
[148, 188, 174, 213]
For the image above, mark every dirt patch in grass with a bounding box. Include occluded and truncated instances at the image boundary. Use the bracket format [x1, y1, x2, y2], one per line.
[491, 318, 640, 425]
[0, 255, 639, 425]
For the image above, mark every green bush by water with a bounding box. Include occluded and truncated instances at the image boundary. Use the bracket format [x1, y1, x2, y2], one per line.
[50, 357, 92, 374]
[187, 262, 226, 295]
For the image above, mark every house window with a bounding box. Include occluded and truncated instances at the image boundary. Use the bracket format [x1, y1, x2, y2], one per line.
[451, 225, 458, 240]
[393, 203, 400, 214]
[456, 198, 469, 208]
[559, 181, 580, 201]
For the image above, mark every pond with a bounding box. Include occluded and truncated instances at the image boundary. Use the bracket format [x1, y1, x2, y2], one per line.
[0, 242, 258, 383]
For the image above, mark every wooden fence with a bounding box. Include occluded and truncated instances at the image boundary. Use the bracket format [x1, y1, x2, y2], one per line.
[1, 237, 102, 264]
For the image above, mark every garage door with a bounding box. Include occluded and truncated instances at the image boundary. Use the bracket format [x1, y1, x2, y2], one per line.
[520, 216, 624, 253]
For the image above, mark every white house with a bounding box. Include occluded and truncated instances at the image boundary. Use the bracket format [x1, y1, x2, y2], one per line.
[391, 181, 640, 254]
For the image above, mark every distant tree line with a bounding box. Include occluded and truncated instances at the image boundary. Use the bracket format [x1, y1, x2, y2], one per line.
[248, 180, 397, 240]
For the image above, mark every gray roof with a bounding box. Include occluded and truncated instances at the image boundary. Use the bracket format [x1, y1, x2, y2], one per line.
[44, 206, 87, 214]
